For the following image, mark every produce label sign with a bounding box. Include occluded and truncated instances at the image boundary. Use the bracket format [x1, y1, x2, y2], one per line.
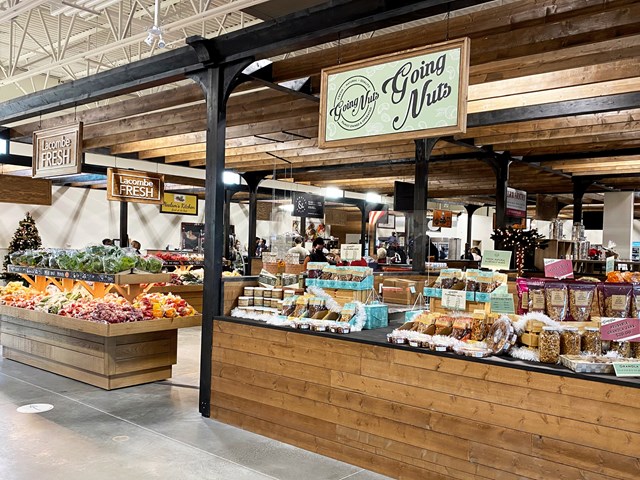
[600, 318, 640, 342]
[481, 250, 512, 270]
[506, 187, 527, 218]
[544, 258, 574, 279]
[613, 362, 640, 377]
[32, 123, 83, 178]
[605, 256, 615, 275]
[161, 193, 198, 215]
[107, 169, 163, 204]
[319, 38, 470, 147]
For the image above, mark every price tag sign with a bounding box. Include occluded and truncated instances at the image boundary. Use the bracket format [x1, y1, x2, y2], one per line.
[481, 250, 512, 271]
[490, 293, 515, 314]
[409, 285, 416, 294]
[544, 258, 574, 279]
[613, 362, 640, 377]
[600, 318, 640, 341]
[441, 289, 466, 311]
[605, 256, 615, 275]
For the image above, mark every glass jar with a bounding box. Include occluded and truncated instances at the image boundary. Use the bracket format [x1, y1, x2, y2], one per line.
[581, 327, 602, 355]
[610, 341, 631, 358]
[560, 327, 581, 355]
[540, 327, 561, 364]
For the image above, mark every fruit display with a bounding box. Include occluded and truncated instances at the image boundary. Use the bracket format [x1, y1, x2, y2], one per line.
[0, 282, 197, 324]
[154, 251, 204, 264]
[9, 245, 163, 274]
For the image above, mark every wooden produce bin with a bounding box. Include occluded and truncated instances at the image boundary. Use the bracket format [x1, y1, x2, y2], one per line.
[211, 318, 640, 480]
[0, 305, 200, 390]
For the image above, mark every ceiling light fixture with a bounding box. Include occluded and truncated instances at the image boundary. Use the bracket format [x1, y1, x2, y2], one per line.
[145, 0, 166, 49]
[325, 187, 344, 199]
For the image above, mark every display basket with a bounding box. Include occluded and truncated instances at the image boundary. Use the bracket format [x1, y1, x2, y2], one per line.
[263, 262, 279, 275]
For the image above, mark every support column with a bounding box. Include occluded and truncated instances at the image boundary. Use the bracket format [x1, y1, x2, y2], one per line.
[486, 153, 511, 249]
[572, 177, 594, 224]
[242, 172, 265, 257]
[187, 40, 253, 417]
[119, 201, 128, 247]
[358, 202, 367, 257]
[300, 217, 307, 240]
[412, 138, 439, 272]
[464, 205, 480, 252]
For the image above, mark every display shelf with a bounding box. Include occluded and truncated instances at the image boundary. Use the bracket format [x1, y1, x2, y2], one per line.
[7, 264, 170, 303]
[0, 305, 201, 389]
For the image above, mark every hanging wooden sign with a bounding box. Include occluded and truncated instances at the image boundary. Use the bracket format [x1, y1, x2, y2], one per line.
[319, 38, 470, 148]
[160, 193, 198, 215]
[32, 123, 83, 178]
[107, 168, 164, 204]
[0, 174, 52, 205]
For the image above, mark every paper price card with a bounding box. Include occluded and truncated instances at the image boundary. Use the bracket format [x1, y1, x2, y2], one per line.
[490, 293, 515, 314]
[605, 256, 615, 275]
[613, 362, 640, 377]
[600, 318, 640, 342]
[544, 258, 574, 279]
[441, 289, 466, 311]
[481, 250, 512, 271]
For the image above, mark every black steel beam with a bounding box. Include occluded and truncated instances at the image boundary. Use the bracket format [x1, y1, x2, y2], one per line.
[522, 147, 640, 163]
[468, 92, 640, 128]
[572, 177, 595, 224]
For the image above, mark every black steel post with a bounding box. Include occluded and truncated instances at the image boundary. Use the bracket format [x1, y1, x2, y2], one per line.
[360, 205, 367, 257]
[572, 177, 595, 224]
[412, 138, 439, 272]
[188, 53, 253, 418]
[464, 205, 480, 252]
[485, 153, 512, 250]
[119, 201, 128, 247]
[300, 217, 307, 240]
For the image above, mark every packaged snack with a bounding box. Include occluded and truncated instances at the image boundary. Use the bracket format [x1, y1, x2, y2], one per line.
[471, 316, 487, 341]
[545, 283, 568, 321]
[465, 270, 480, 292]
[451, 318, 473, 341]
[539, 327, 561, 364]
[339, 303, 357, 323]
[516, 278, 528, 314]
[527, 279, 547, 313]
[292, 297, 309, 317]
[485, 317, 515, 354]
[434, 317, 453, 336]
[560, 327, 581, 355]
[582, 327, 602, 355]
[281, 296, 297, 316]
[568, 282, 596, 321]
[632, 284, 640, 317]
[598, 283, 632, 318]
[439, 269, 464, 290]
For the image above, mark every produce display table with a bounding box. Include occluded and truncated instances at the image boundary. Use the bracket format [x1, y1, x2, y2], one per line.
[0, 305, 201, 389]
[211, 317, 639, 480]
[146, 284, 204, 313]
[7, 265, 170, 303]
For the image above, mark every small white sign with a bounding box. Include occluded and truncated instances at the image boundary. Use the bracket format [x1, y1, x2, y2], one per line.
[17, 403, 54, 414]
[442, 289, 467, 311]
[340, 244, 362, 261]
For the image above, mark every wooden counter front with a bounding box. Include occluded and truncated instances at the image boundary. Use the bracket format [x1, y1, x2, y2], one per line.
[211, 318, 640, 480]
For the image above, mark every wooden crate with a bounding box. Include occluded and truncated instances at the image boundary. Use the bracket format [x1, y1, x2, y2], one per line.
[429, 298, 491, 314]
[325, 288, 370, 306]
[0, 305, 200, 390]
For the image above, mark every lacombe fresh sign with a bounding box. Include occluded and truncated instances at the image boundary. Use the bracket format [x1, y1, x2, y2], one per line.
[32, 123, 83, 178]
[107, 168, 164, 204]
[319, 38, 470, 147]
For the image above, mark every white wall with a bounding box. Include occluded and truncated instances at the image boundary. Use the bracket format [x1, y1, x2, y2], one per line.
[603, 192, 634, 258]
[1, 186, 205, 251]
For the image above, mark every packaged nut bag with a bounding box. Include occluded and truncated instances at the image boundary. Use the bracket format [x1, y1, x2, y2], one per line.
[568, 282, 596, 322]
[545, 282, 569, 321]
[598, 283, 632, 318]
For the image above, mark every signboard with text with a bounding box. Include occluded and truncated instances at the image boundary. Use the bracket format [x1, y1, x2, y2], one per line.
[319, 38, 470, 148]
[292, 192, 325, 219]
[600, 318, 640, 342]
[160, 193, 198, 215]
[32, 123, 83, 178]
[432, 210, 453, 228]
[107, 168, 163, 204]
[544, 258, 574, 279]
[506, 187, 527, 218]
[481, 250, 512, 270]
[442, 289, 466, 311]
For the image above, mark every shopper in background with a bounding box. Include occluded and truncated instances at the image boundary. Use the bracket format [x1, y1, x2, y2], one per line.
[255, 238, 268, 256]
[288, 236, 309, 263]
[377, 246, 387, 264]
[131, 240, 141, 254]
[388, 231, 398, 245]
[303, 237, 340, 268]
[471, 247, 482, 261]
[102, 238, 113, 246]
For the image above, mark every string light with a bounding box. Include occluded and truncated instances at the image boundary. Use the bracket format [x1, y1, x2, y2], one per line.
[490, 227, 548, 276]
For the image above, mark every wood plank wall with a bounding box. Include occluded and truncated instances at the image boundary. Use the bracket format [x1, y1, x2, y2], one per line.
[212, 319, 640, 480]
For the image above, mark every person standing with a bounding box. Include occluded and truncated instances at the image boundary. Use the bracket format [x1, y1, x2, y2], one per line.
[131, 240, 141, 254]
[288, 237, 309, 263]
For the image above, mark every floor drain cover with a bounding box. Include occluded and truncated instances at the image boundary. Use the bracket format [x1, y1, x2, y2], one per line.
[17, 404, 54, 414]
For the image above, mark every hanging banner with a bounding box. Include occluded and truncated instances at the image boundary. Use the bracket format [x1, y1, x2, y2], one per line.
[292, 192, 325, 219]
[32, 123, 83, 178]
[506, 187, 527, 218]
[432, 210, 452, 228]
[319, 38, 470, 148]
[107, 168, 163, 204]
[160, 193, 198, 215]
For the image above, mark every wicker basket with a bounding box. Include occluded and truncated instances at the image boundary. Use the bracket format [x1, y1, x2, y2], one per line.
[285, 263, 305, 275]
[263, 263, 279, 275]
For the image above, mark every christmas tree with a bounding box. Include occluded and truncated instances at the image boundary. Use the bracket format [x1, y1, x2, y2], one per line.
[2, 212, 42, 283]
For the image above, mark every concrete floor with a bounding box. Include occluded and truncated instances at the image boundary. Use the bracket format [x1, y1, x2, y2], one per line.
[0, 327, 390, 480]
